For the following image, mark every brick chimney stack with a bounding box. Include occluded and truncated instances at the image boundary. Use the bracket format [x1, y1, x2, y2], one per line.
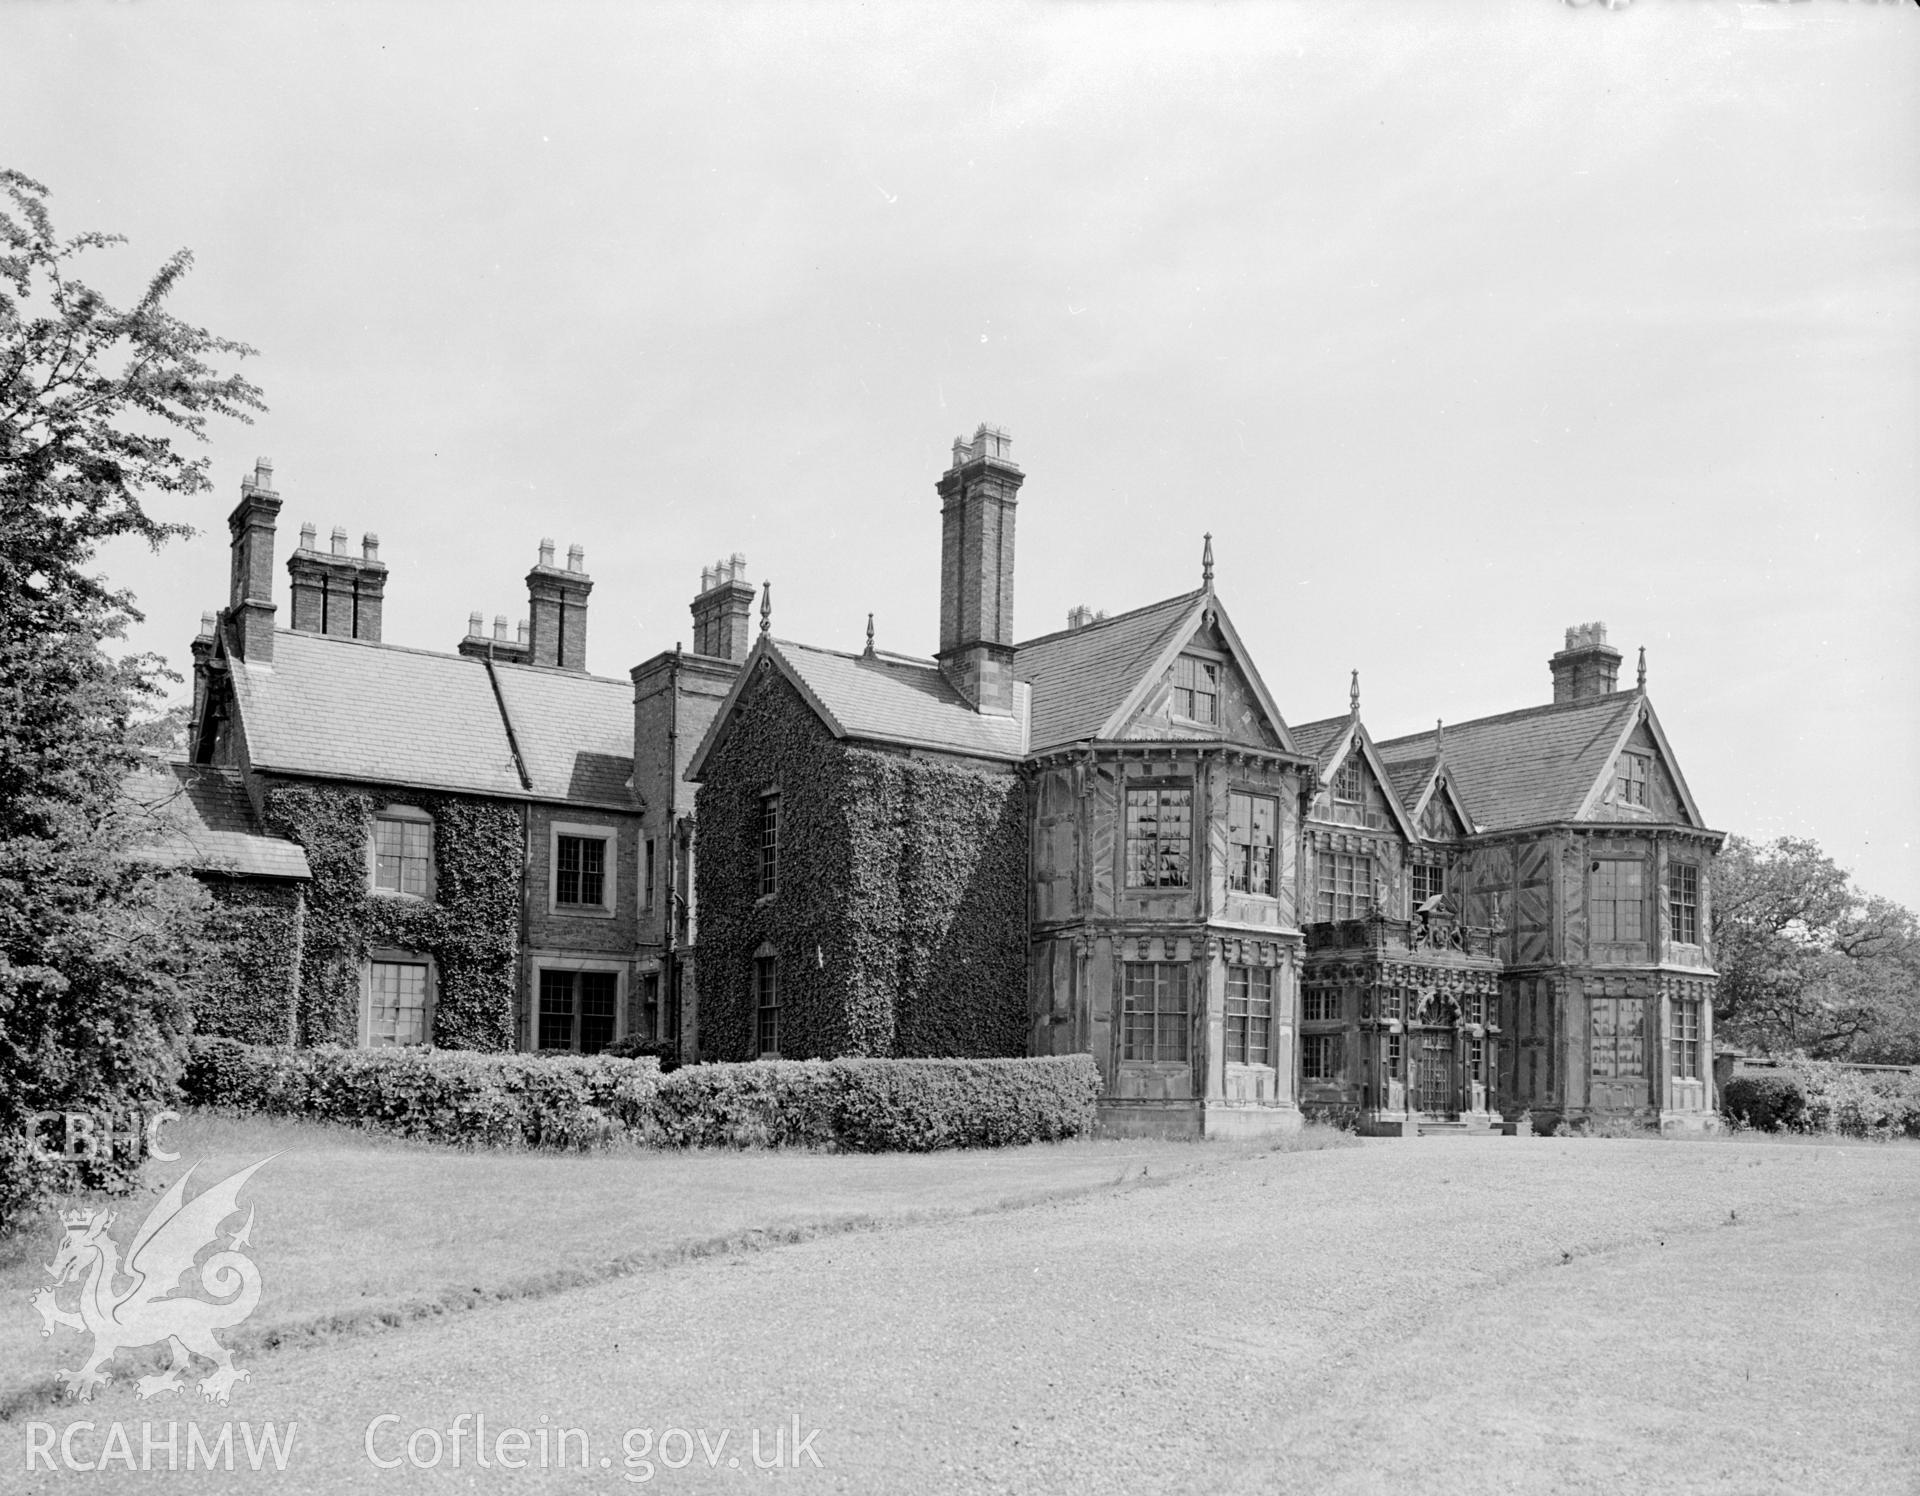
[1549, 621, 1623, 704]
[526, 539, 592, 671]
[936, 424, 1023, 716]
[690, 552, 755, 661]
[224, 458, 281, 663]
[286, 514, 388, 643]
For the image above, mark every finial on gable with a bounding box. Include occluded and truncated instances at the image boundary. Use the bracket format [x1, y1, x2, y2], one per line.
[1636, 646, 1647, 692]
[864, 612, 875, 657]
[1435, 718, 1444, 757]
[760, 581, 771, 635]
[1349, 669, 1360, 718]
[1201, 532, 1214, 589]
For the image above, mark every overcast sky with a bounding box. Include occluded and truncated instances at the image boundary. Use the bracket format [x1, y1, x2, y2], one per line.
[5, 1, 1915, 906]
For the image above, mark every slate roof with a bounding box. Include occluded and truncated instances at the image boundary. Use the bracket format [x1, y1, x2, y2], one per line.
[1288, 715, 1352, 769]
[770, 640, 1029, 760]
[489, 660, 635, 805]
[1013, 591, 1204, 753]
[1383, 753, 1438, 808]
[123, 763, 311, 880]
[229, 630, 633, 807]
[1375, 693, 1640, 832]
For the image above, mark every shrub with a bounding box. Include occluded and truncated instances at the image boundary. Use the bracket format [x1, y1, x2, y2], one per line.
[1793, 1061, 1920, 1142]
[183, 1038, 663, 1150]
[1721, 1074, 1805, 1133]
[602, 1035, 683, 1072]
[183, 1039, 1102, 1153]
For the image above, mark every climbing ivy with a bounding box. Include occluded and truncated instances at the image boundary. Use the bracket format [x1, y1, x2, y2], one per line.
[194, 881, 301, 1044]
[694, 666, 1027, 1061]
[262, 782, 522, 1049]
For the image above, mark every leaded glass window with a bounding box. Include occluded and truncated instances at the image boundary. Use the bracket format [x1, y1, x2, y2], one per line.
[1228, 792, 1277, 896]
[1121, 962, 1189, 1062]
[1125, 788, 1192, 889]
[1226, 966, 1273, 1066]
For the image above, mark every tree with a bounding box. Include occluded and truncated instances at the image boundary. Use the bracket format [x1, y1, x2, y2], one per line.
[1711, 835, 1920, 1063]
[0, 170, 265, 1223]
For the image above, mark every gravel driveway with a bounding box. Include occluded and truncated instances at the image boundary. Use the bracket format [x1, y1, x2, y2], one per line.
[9, 1136, 1916, 1495]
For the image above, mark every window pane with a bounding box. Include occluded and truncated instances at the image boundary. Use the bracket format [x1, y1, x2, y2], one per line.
[755, 956, 778, 1055]
[760, 796, 780, 898]
[1590, 997, 1617, 1079]
[557, 837, 581, 905]
[1126, 789, 1191, 889]
[579, 837, 606, 907]
[1616, 999, 1645, 1077]
[369, 961, 429, 1047]
[539, 970, 574, 1050]
[578, 972, 617, 1054]
[1122, 963, 1188, 1062]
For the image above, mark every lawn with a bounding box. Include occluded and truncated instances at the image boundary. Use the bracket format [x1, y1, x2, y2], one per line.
[9, 1127, 1912, 1494]
[1, 1108, 1348, 1418]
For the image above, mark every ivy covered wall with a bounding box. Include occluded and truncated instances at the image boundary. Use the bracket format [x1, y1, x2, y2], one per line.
[261, 780, 523, 1049]
[693, 664, 1028, 1062]
[194, 880, 302, 1045]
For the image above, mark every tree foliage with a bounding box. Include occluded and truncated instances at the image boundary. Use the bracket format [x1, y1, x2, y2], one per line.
[0, 170, 265, 1223]
[1711, 835, 1920, 1063]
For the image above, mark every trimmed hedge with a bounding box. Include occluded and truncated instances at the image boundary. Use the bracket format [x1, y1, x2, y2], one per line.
[184, 1039, 663, 1149]
[184, 1039, 1101, 1153]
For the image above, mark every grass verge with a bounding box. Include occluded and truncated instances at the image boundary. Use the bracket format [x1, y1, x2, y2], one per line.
[2, 1109, 1353, 1420]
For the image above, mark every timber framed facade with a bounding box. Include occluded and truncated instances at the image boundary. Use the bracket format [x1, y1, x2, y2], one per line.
[169, 433, 1725, 1139]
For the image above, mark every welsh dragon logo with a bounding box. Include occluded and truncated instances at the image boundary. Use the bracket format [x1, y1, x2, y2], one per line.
[31, 1157, 272, 1404]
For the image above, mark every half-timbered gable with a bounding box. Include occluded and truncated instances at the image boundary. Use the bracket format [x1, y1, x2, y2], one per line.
[1374, 628, 1724, 1135]
[1010, 578, 1311, 1136]
[1290, 704, 1503, 1135]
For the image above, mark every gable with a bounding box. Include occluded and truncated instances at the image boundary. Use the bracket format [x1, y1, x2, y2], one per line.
[1014, 592, 1201, 752]
[1117, 626, 1283, 748]
[1418, 781, 1468, 841]
[1311, 734, 1404, 836]
[1375, 693, 1640, 833]
[1589, 717, 1694, 825]
[690, 650, 840, 785]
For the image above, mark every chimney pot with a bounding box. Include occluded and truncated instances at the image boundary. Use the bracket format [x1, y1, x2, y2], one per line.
[567, 543, 584, 574]
[198, 610, 217, 638]
[493, 614, 508, 639]
[253, 457, 275, 492]
[467, 611, 484, 637]
[330, 526, 348, 556]
[298, 522, 317, 551]
[517, 619, 528, 644]
[689, 549, 754, 660]
[362, 533, 380, 561]
[538, 538, 555, 569]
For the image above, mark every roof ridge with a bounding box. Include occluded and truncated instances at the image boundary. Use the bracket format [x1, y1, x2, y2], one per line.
[1014, 588, 1204, 650]
[279, 628, 632, 688]
[778, 637, 941, 672]
[1375, 694, 1632, 753]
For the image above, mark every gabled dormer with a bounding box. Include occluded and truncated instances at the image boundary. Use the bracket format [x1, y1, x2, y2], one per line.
[1578, 694, 1704, 827]
[1013, 540, 1296, 756]
[1293, 686, 1419, 843]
